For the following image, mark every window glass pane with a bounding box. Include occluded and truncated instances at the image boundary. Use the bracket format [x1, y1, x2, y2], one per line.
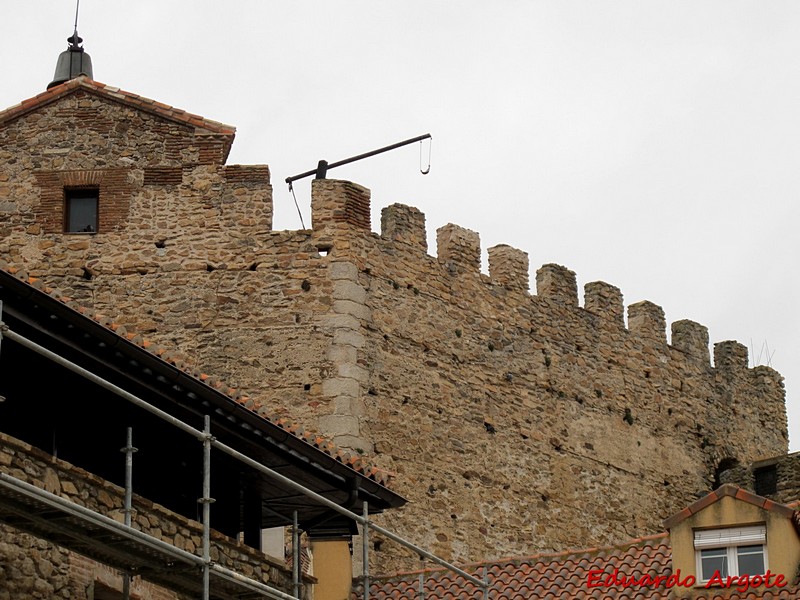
[737, 545, 765, 576]
[66, 190, 98, 233]
[701, 548, 728, 580]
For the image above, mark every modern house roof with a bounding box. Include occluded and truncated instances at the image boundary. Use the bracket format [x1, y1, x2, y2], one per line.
[356, 533, 670, 599]
[353, 486, 800, 600]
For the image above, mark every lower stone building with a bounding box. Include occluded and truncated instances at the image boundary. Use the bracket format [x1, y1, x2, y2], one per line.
[0, 265, 405, 599]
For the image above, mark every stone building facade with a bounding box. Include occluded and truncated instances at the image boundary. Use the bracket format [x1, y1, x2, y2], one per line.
[0, 76, 788, 577]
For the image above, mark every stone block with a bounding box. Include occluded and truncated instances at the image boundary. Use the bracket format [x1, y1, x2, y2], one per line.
[333, 280, 367, 303]
[328, 261, 359, 281]
[536, 264, 578, 307]
[324, 313, 361, 330]
[436, 223, 480, 275]
[321, 377, 361, 397]
[319, 414, 361, 437]
[333, 299, 372, 322]
[333, 329, 366, 348]
[488, 244, 529, 291]
[628, 300, 666, 343]
[381, 203, 427, 251]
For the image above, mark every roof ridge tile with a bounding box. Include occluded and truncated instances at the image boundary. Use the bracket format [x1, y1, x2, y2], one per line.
[665, 484, 797, 529]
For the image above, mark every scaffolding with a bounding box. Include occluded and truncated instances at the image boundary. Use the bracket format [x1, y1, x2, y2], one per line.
[0, 311, 489, 599]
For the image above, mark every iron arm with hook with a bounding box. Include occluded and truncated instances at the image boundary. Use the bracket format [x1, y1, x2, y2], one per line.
[285, 133, 432, 188]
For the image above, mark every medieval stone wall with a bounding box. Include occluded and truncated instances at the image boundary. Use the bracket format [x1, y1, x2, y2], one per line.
[0, 89, 788, 576]
[721, 452, 800, 506]
[304, 182, 787, 572]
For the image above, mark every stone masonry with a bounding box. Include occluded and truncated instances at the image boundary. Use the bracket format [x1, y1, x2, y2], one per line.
[0, 78, 788, 576]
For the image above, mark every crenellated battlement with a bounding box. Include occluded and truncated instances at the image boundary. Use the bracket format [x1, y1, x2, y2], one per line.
[627, 300, 667, 344]
[432, 223, 480, 277]
[671, 319, 711, 365]
[309, 180, 771, 376]
[536, 263, 578, 307]
[380, 203, 427, 251]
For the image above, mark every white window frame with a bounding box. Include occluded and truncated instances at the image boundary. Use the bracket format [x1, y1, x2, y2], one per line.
[694, 525, 767, 582]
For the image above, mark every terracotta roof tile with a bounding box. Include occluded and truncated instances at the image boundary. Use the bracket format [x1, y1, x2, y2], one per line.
[353, 532, 800, 599]
[0, 261, 394, 488]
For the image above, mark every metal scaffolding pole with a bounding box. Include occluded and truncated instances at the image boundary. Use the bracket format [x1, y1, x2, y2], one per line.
[121, 427, 137, 600]
[362, 501, 370, 600]
[0, 473, 302, 600]
[201, 415, 214, 600]
[0, 324, 489, 597]
[292, 511, 300, 599]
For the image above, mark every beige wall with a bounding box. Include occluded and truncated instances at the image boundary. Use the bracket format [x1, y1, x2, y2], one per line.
[311, 540, 353, 600]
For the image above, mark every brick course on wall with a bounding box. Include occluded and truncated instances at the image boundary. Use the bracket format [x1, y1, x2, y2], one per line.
[0, 83, 788, 578]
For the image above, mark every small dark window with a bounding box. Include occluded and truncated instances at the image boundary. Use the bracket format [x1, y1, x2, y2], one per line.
[92, 582, 125, 600]
[754, 465, 778, 496]
[713, 457, 739, 490]
[65, 188, 98, 233]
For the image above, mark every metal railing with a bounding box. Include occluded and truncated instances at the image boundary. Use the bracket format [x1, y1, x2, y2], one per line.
[0, 319, 489, 599]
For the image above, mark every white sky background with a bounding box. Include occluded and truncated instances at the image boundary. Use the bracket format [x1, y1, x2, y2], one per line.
[3, 1, 799, 451]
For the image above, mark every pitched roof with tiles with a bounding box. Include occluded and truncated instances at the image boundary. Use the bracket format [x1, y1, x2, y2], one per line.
[664, 483, 796, 529]
[355, 534, 672, 599]
[0, 76, 236, 159]
[354, 487, 800, 599]
[353, 532, 800, 599]
[0, 261, 395, 489]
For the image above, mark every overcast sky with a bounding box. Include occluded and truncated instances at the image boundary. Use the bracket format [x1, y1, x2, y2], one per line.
[3, 1, 798, 452]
